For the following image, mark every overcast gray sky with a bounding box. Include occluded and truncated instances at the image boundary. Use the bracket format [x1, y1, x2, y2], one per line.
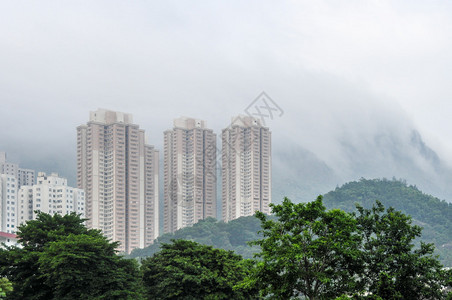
[1, 1, 452, 181]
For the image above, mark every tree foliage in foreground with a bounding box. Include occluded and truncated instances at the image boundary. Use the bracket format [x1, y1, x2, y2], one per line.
[1, 194, 451, 299]
[243, 196, 452, 299]
[0, 212, 142, 300]
[356, 201, 450, 299]
[242, 196, 363, 299]
[0, 278, 12, 298]
[141, 239, 258, 299]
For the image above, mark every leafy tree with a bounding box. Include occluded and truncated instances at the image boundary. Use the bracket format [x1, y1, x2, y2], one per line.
[0, 278, 12, 298]
[38, 234, 143, 300]
[0, 212, 142, 300]
[243, 196, 363, 299]
[141, 239, 257, 299]
[245, 196, 452, 299]
[0, 212, 90, 299]
[356, 201, 451, 299]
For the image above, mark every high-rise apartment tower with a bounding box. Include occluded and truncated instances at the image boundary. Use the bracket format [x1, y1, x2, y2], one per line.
[163, 117, 216, 233]
[77, 109, 159, 253]
[222, 115, 271, 222]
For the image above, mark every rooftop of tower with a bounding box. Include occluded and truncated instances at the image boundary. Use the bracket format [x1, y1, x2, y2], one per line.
[89, 108, 134, 125]
[173, 116, 207, 129]
[230, 115, 263, 127]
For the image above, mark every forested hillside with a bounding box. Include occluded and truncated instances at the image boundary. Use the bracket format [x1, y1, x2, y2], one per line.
[132, 178, 452, 266]
[323, 178, 452, 265]
[129, 216, 263, 259]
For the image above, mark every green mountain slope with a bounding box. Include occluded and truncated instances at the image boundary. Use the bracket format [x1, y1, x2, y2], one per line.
[323, 178, 452, 266]
[129, 216, 263, 260]
[131, 178, 452, 266]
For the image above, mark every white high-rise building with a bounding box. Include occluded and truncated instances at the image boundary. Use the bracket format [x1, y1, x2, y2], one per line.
[17, 169, 35, 189]
[0, 152, 35, 189]
[18, 172, 85, 225]
[222, 115, 272, 222]
[77, 109, 159, 253]
[0, 174, 18, 233]
[163, 117, 217, 233]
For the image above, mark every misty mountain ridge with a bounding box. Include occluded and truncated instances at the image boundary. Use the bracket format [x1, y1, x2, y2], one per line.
[273, 127, 452, 204]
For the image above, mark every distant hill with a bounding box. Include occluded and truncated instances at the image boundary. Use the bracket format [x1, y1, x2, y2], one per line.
[131, 178, 452, 266]
[323, 178, 452, 266]
[129, 216, 263, 260]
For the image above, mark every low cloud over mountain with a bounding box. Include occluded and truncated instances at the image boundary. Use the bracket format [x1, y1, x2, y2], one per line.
[273, 116, 452, 203]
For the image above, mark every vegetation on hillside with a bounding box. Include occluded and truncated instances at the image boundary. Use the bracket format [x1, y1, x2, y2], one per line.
[129, 216, 263, 260]
[323, 178, 452, 265]
[132, 178, 452, 266]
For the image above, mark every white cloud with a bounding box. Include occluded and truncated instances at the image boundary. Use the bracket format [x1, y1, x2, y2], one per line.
[1, 0, 452, 181]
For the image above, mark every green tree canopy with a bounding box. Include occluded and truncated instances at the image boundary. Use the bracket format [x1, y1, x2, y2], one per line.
[355, 201, 451, 299]
[0, 278, 12, 298]
[244, 196, 452, 299]
[0, 212, 142, 300]
[38, 234, 143, 300]
[141, 239, 257, 300]
[0, 212, 91, 299]
[244, 196, 363, 299]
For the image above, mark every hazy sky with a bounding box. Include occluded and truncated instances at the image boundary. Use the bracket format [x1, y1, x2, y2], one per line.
[1, 1, 452, 181]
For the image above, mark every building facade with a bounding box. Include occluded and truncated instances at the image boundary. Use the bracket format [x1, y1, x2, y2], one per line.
[0, 152, 35, 189]
[163, 117, 216, 233]
[222, 115, 271, 222]
[17, 169, 35, 189]
[0, 231, 18, 248]
[18, 172, 85, 225]
[77, 109, 159, 253]
[0, 174, 18, 233]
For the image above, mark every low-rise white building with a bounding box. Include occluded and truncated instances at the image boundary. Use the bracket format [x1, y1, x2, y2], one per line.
[0, 231, 18, 247]
[18, 172, 85, 225]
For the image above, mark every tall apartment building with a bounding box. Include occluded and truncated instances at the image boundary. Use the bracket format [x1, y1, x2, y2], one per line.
[222, 115, 271, 222]
[0, 152, 35, 189]
[0, 174, 18, 233]
[77, 109, 159, 253]
[163, 117, 216, 233]
[18, 172, 85, 225]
